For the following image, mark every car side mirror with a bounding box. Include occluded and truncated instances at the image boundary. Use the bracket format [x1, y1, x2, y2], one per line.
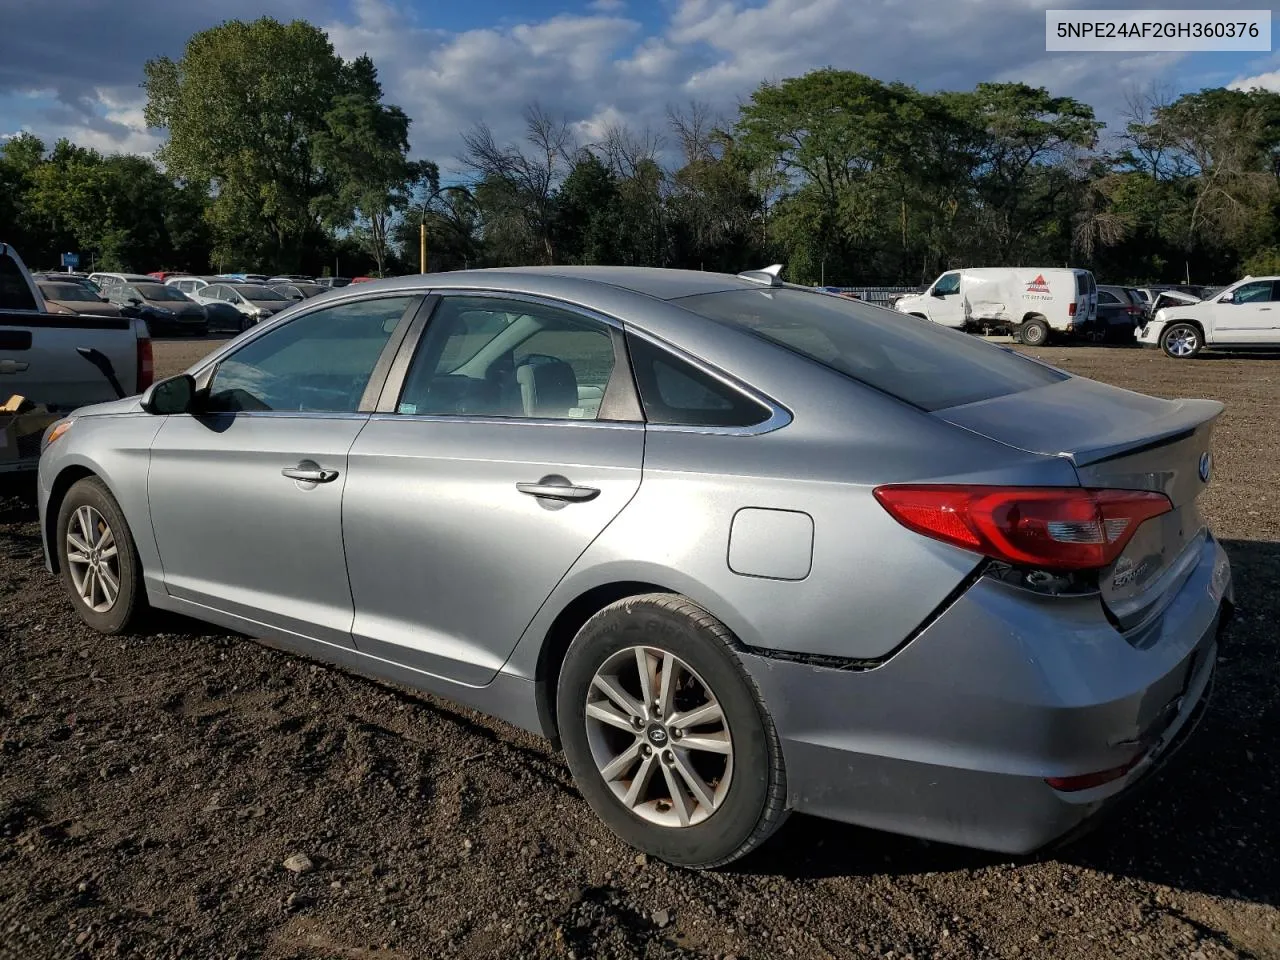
[1219, 295, 1235, 304]
[128, 297, 142, 305]
[931, 289, 944, 298]
[141, 373, 196, 415]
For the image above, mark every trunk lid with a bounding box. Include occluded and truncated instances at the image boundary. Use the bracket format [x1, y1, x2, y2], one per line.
[936, 374, 1221, 631]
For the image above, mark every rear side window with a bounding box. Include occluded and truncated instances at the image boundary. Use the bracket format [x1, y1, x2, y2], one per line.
[1098, 291, 1120, 304]
[0, 255, 37, 311]
[676, 288, 1067, 412]
[626, 335, 771, 428]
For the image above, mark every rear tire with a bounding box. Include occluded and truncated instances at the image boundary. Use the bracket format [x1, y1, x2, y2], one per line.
[1160, 322, 1202, 359]
[556, 594, 788, 869]
[56, 477, 146, 635]
[1019, 316, 1050, 346]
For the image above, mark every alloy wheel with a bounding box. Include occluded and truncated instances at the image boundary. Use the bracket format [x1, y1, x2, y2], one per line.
[65, 505, 121, 613]
[1167, 328, 1198, 357]
[584, 645, 734, 828]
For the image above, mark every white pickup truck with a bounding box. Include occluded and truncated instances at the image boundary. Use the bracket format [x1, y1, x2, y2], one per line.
[0, 243, 153, 472]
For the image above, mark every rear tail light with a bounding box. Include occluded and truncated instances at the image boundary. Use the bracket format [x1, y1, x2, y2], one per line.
[1126, 306, 1143, 316]
[136, 336, 154, 393]
[872, 485, 1173, 571]
[1068, 302, 1077, 317]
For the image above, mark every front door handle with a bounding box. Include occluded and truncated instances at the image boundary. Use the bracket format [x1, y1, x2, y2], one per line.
[282, 462, 339, 483]
[0, 359, 29, 374]
[516, 481, 600, 502]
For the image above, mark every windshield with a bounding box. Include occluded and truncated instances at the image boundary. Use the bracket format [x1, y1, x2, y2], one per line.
[136, 283, 191, 302]
[675, 287, 1067, 412]
[233, 284, 289, 301]
[39, 282, 100, 302]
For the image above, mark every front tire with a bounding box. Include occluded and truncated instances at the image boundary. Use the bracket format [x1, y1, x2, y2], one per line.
[1160, 322, 1202, 359]
[556, 594, 787, 869]
[56, 477, 146, 635]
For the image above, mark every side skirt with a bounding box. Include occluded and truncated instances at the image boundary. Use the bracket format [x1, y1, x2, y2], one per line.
[148, 589, 546, 737]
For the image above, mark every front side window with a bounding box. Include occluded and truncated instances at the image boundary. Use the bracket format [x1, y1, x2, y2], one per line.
[206, 296, 414, 413]
[1231, 281, 1274, 304]
[397, 296, 616, 420]
[932, 272, 961, 297]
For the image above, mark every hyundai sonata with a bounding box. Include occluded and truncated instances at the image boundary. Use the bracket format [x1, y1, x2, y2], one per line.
[38, 266, 1232, 867]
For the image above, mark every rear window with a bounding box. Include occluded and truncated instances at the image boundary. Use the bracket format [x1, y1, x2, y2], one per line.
[0, 255, 38, 311]
[675, 288, 1067, 412]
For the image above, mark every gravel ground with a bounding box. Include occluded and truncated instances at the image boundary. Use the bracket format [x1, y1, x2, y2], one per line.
[1, 338, 1278, 960]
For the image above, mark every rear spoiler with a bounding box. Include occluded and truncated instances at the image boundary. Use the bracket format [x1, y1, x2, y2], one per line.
[1069, 398, 1222, 466]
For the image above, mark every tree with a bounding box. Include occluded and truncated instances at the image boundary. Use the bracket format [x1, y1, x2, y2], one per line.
[462, 104, 574, 264]
[314, 90, 427, 276]
[143, 17, 410, 272]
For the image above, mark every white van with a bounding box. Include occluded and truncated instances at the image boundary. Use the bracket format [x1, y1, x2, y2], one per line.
[895, 268, 1098, 346]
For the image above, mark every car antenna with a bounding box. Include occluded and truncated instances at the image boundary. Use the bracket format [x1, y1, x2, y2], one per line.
[738, 264, 784, 287]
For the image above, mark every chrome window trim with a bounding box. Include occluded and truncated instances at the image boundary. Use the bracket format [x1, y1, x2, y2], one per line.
[623, 326, 793, 437]
[367, 413, 645, 431]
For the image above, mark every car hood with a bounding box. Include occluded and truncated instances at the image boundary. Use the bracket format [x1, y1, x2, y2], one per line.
[69, 395, 145, 418]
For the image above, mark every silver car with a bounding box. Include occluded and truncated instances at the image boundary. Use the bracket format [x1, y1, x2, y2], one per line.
[36, 267, 1233, 867]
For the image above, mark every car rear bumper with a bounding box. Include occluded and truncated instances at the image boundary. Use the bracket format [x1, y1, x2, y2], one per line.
[739, 534, 1232, 854]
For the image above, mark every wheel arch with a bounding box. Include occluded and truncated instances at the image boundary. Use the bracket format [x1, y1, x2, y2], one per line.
[44, 464, 101, 574]
[534, 580, 678, 748]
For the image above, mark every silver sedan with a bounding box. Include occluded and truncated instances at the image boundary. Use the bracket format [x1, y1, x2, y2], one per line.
[37, 266, 1232, 867]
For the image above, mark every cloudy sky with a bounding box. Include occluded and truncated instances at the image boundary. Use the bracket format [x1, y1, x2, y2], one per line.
[0, 0, 1277, 172]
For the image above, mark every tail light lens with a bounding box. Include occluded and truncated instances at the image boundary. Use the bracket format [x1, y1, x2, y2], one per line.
[136, 336, 154, 393]
[872, 486, 1173, 571]
[1068, 302, 1077, 317]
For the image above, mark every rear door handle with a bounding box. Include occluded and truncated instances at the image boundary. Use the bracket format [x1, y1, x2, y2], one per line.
[0, 359, 29, 374]
[282, 463, 339, 483]
[516, 481, 600, 502]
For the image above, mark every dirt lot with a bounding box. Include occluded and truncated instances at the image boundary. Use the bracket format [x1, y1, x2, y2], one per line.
[2, 338, 1278, 959]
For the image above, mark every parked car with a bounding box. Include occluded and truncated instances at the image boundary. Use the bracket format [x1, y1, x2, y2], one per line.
[894, 267, 1098, 345]
[89, 272, 153, 295]
[105, 281, 208, 336]
[270, 281, 327, 301]
[314, 277, 352, 288]
[37, 266, 1231, 867]
[1082, 284, 1145, 342]
[1, 242, 152, 473]
[36, 281, 124, 318]
[1133, 285, 1208, 318]
[350, 276, 376, 284]
[217, 273, 272, 283]
[1136, 275, 1280, 357]
[202, 298, 257, 334]
[267, 275, 314, 284]
[192, 282, 292, 324]
[33, 273, 103, 294]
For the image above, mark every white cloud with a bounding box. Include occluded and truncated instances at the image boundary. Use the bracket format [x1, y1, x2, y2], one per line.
[0, 0, 1243, 159]
[1230, 70, 1280, 92]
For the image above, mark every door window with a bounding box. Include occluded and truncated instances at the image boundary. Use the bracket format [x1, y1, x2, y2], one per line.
[397, 296, 617, 420]
[933, 272, 961, 297]
[1230, 281, 1276, 304]
[206, 296, 415, 413]
[1097, 291, 1121, 305]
